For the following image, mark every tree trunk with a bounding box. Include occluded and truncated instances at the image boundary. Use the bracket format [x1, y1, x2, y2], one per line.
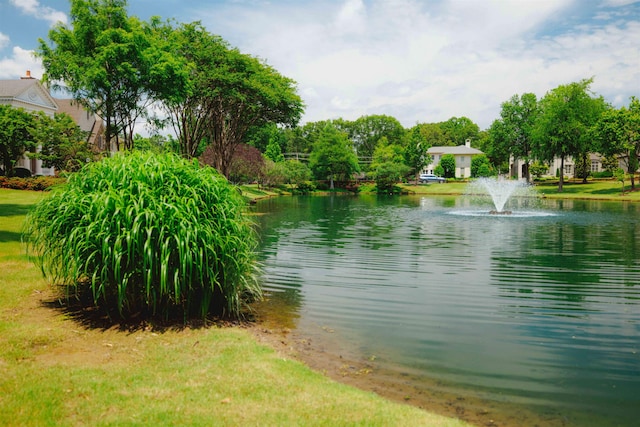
[558, 155, 564, 192]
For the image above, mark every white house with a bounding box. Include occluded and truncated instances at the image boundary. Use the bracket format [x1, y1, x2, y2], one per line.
[425, 139, 484, 178]
[0, 71, 106, 176]
[0, 71, 58, 175]
[510, 152, 635, 180]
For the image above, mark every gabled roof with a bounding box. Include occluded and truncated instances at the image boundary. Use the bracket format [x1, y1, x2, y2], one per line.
[427, 145, 484, 155]
[0, 78, 58, 113]
[55, 98, 94, 132]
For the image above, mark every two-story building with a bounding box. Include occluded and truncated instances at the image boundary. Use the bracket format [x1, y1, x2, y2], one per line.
[0, 71, 106, 176]
[424, 139, 484, 178]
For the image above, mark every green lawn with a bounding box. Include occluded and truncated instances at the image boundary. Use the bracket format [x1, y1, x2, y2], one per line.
[0, 188, 470, 427]
[401, 177, 640, 201]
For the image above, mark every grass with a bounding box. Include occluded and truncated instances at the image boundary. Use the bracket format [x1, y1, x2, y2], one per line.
[0, 188, 471, 427]
[400, 177, 640, 201]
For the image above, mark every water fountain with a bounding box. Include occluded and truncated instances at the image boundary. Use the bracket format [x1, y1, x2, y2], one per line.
[462, 177, 543, 217]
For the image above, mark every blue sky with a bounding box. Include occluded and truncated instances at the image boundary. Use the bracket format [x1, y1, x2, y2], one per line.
[1, 0, 639, 130]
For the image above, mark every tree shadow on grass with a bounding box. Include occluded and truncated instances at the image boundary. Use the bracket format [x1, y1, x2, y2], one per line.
[0, 203, 35, 217]
[0, 230, 23, 243]
[41, 286, 251, 333]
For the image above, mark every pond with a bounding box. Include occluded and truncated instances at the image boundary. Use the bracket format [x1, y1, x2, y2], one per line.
[252, 194, 639, 427]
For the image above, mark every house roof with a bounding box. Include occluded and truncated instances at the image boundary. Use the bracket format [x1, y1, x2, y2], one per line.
[427, 145, 484, 156]
[55, 98, 94, 132]
[0, 78, 58, 112]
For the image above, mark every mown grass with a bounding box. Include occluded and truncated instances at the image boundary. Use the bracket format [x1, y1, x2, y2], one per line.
[0, 188, 471, 427]
[401, 177, 640, 201]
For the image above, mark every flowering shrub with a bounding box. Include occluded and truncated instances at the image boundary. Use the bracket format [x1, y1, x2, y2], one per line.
[0, 176, 65, 191]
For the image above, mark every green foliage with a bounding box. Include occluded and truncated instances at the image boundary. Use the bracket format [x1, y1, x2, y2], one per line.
[162, 22, 303, 174]
[24, 151, 260, 320]
[245, 122, 286, 153]
[600, 155, 620, 172]
[369, 138, 409, 192]
[348, 115, 405, 163]
[132, 133, 178, 154]
[439, 116, 479, 146]
[529, 161, 550, 180]
[262, 160, 287, 188]
[282, 160, 312, 190]
[403, 126, 430, 178]
[533, 78, 606, 191]
[265, 138, 285, 162]
[591, 96, 640, 189]
[470, 154, 493, 177]
[614, 168, 626, 193]
[38, 0, 191, 150]
[371, 162, 410, 193]
[592, 170, 613, 178]
[434, 164, 445, 177]
[488, 93, 539, 180]
[29, 112, 95, 172]
[0, 104, 35, 176]
[439, 154, 456, 178]
[309, 125, 360, 185]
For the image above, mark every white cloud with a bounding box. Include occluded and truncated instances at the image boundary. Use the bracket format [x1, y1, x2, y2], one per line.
[0, 33, 10, 50]
[10, 0, 68, 27]
[0, 47, 43, 79]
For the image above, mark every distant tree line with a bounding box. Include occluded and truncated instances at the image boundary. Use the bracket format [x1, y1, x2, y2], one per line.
[2, 0, 638, 195]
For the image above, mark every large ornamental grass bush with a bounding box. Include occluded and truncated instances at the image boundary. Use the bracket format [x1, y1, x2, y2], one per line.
[24, 151, 261, 320]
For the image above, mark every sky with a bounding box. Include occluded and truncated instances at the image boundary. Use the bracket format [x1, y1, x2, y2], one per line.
[1, 0, 639, 130]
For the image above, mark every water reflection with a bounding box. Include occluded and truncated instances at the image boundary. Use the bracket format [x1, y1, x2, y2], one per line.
[252, 195, 640, 427]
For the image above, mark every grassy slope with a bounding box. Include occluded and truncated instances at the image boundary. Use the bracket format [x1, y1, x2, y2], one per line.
[0, 189, 470, 427]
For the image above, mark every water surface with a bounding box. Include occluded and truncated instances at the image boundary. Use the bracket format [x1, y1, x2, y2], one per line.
[253, 195, 639, 426]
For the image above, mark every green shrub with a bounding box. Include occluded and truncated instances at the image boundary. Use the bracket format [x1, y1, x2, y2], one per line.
[592, 170, 613, 178]
[24, 152, 260, 320]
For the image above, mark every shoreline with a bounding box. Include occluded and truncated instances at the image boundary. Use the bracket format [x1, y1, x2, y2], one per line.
[247, 297, 575, 427]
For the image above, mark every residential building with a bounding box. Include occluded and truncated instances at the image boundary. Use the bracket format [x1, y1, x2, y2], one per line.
[0, 71, 106, 176]
[425, 139, 484, 178]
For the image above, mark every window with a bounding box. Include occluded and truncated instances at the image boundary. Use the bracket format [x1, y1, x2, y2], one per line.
[591, 160, 600, 172]
[564, 164, 573, 175]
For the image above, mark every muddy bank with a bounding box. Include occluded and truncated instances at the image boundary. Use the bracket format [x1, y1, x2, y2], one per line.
[247, 302, 578, 427]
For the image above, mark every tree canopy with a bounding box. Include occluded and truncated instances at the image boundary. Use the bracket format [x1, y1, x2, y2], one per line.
[309, 125, 359, 188]
[591, 96, 640, 189]
[161, 22, 303, 176]
[488, 93, 538, 181]
[0, 105, 35, 176]
[533, 78, 606, 191]
[37, 0, 190, 151]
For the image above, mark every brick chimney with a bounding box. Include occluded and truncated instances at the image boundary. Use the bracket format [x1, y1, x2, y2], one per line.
[21, 70, 35, 79]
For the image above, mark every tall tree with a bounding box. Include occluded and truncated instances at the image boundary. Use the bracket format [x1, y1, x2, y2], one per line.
[370, 137, 409, 193]
[489, 93, 539, 181]
[202, 48, 303, 177]
[29, 112, 93, 172]
[439, 116, 479, 146]
[533, 78, 606, 192]
[38, 0, 189, 151]
[309, 125, 359, 189]
[591, 96, 640, 189]
[0, 105, 35, 176]
[404, 125, 430, 182]
[348, 115, 405, 165]
[282, 119, 351, 156]
[163, 23, 303, 175]
[161, 22, 221, 158]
